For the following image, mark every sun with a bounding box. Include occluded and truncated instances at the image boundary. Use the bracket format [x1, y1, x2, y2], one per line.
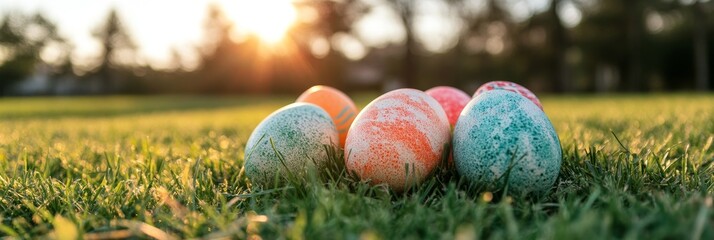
[228, 1, 297, 44]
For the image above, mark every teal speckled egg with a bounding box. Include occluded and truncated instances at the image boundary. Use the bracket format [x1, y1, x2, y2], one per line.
[244, 103, 338, 186]
[453, 90, 561, 194]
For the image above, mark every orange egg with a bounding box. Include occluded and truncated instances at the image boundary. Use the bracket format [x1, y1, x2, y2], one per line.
[344, 89, 451, 192]
[296, 85, 358, 148]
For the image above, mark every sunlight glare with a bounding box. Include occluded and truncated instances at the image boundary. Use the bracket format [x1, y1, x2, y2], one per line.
[229, 1, 297, 44]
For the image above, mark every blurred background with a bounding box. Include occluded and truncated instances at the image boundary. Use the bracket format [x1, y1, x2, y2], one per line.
[0, 0, 711, 96]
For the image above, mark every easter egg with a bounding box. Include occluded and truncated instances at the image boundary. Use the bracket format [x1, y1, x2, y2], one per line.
[297, 85, 358, 148]
[345, 89, 451, 192]
[244, 103, 338, 186]
[474, 81, 543, 110]
[453, 90, 561, 194]
[425, 86, 471, 127]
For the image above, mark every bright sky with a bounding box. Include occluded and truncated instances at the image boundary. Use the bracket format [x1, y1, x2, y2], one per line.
[0, 0, 209, 69]
[0, 0, 565, 70]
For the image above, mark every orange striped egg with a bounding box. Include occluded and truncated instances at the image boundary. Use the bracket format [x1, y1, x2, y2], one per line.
[297, 85, 358, 148]
[345, 89, 451, 192]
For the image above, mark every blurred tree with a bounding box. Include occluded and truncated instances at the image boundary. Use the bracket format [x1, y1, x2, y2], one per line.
[547, 0, 570, 92]
[294, 0, 367, 37]
[291, 0, 369, 90]
[574, 0, 630, 91]
[691, 0, 710, 91]
[198, 4, 236, 93]
[500, 0, 580, 92]
[624, 0, 645, 92]
[195, 1, 372, 94]
[0, 14, 31, 95]
[33, 14, 74, 95]
[92, 8, 137, 93]
[384, 0, 419, 88]
[453, 0, 518, 86]
[0, 12, 66, 95]
[650, 0, 713, 91]
[198, 4, 266, 94]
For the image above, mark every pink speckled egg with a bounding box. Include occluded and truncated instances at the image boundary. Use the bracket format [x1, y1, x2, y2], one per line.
[344, 89, 451, 192]
[425, 86, 471, 127]
[474, 81, 543, 110]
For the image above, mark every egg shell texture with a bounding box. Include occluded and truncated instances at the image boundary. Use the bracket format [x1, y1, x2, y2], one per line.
[474, 81, 543, 110]
[425, 86, 471, 127]
[296, 85, 358, 148]
[244, 103, 338, 186]
[345, 89, 451, 191]
[454, 90, 561, 194]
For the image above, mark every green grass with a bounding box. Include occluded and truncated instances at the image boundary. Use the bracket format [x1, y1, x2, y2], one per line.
[0, 94, 713, 239]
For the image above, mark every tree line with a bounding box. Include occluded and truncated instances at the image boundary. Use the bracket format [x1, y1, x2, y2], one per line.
[0, 0, 712, 95]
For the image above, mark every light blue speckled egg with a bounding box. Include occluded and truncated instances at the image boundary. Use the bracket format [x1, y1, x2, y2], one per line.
[453, 90, 561, 194]
[244, 103, 338, 186]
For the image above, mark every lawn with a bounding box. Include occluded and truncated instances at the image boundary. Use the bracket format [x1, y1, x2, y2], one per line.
[0, 94, 713, 239]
